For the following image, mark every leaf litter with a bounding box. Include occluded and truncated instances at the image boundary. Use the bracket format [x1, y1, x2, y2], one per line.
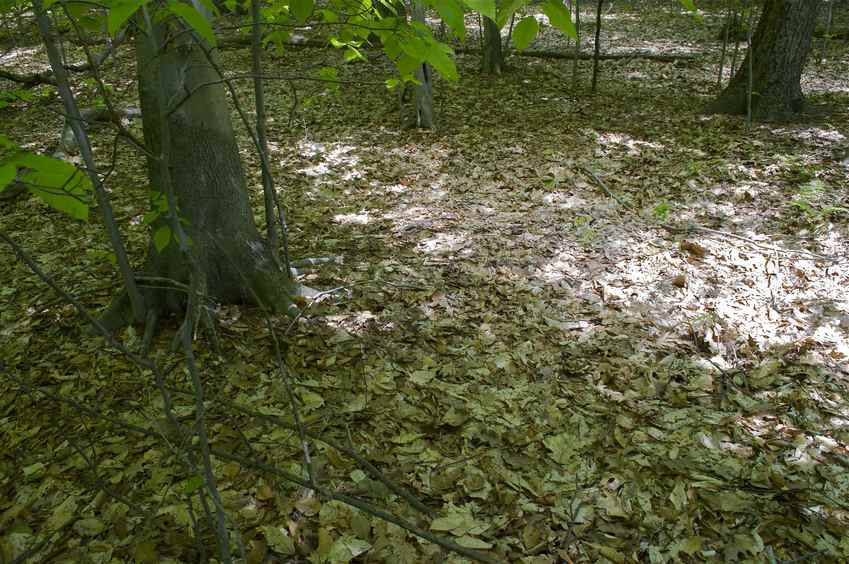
[1, 3, 849, 562]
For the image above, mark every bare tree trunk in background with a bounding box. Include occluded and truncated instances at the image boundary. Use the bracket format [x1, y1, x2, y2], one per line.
[412, 0, 435, 128]
[572, 0, 581, 90]
[591, 0, 603, 93]
[482, 15, 504, 74]
[708, 0, 820, 120]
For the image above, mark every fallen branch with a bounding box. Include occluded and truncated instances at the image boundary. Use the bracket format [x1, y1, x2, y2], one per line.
[663, 224, 843, 263]
[506, 48, 701, 62]
[0, 29, 125, 88]
[215, 34, 702, 63]
[580, 166, 632, 209]
[0, 67, 55, 86]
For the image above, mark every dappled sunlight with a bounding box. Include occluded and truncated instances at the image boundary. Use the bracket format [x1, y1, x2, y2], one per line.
[0, 46, 40, 65]
[417, 231, 471, 256]
[294, 140, 362, 180]
[594, 131, 666, 156]
[5, 0, 849, 560]
[332, 210, 373, 225]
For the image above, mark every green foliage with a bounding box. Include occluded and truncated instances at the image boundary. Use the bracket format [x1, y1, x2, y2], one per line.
[541, 0, 576, 39]
[430, 0, 465, 39]
[106, 0, 149, 35]
[790, 179, 848, 228]
[290, 0, 313, 23]
[678, 0, 696, 13]
[463, 0, 495, 21]
[511, 16, 539, 50]
[0, 149, 91, 221]
[153, 225, 172, 252]
[496, 0, 525, 28]
[168, 1, 217, 46]
[653, 201, 672, 222]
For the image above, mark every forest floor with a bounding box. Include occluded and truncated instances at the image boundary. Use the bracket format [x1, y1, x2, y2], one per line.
[2, 2, 849, 563]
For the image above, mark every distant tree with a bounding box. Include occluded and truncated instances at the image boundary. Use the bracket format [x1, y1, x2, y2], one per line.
[708, 0, 820, 120]
[481, 15, 504, 74]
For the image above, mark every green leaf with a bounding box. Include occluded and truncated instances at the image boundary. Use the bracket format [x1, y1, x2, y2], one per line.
[153, 225, 172, 252]
[73, 518, 106, 536]
[291, 0, 313, 23]
[182, 475, 205, 494]
[168, 2, 217, 46]
[432, 0, 465, 40]
[463, 0, 495, 21]
[107, 0, 147, 35]
[17, 153, 91, 221]
[542, 0, 576, 39]
[496, 0, 524, 28]
[679, 0, 696, 11]
[326, 535, 371, 562]
[424, 40, 458, 81]
[511, 16, 538, 50]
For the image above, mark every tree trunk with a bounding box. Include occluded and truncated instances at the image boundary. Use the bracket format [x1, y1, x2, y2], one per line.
[412, 0, 435, 128]
[481, 16, 504, 75]
[707, 0, 819, 120]
[101, 22, 295, 329]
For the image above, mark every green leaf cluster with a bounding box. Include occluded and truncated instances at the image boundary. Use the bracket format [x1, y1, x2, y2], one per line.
[0, 141, 92, 221]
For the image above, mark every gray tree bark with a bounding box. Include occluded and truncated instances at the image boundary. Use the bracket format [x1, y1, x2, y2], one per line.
[412, 0, 435, 128]
[708, 0, 820, 120]
[481, 16, 504, 75]
[100, 20, 295, 329]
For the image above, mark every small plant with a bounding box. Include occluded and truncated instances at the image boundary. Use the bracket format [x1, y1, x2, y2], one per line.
[789, 179, 848, 231]
[653, 201, 672, 222]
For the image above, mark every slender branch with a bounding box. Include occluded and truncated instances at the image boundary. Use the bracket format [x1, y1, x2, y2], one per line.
[32, 0, 145, 322]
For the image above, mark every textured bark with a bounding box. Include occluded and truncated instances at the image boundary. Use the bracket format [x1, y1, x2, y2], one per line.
[412, 0, 434, 128]
[708, 0, 820, 120]
[106, 23, 295, 327]
[481, 16, 504, 75]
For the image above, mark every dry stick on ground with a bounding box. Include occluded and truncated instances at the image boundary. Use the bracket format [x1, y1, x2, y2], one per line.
[1, 232, 483, 559]
[267, 315, 317, 487]
[580, 166, 632, 209]
[216, 33, 701, 62]
[3, 375, 498, 563]
[663, 224, 842, 263]
[210, 395, 437, 517]
[0, 27, 126, 87]
[462, 45, 699, 61]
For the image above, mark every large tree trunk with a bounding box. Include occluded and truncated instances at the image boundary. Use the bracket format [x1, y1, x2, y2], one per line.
[707, 0, 819, 120]
[100, 23, 295, 329]
[481, 16, 504, 75]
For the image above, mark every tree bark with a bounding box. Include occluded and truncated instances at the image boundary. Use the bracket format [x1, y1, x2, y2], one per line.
[412, 0, 435, 128]
[481, 16, 504, 75]
[100, 20, 295, 329]
[707, 0, 820, 120]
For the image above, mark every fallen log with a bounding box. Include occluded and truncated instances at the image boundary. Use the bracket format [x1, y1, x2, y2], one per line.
[216, 34, 703, 63]
[461, 47, 703, 62]
[0, 67, 55, 86]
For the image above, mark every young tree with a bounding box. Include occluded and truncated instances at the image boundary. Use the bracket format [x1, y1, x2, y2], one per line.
[708, 0, 820, 120]
[481, 15, 504, 74]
